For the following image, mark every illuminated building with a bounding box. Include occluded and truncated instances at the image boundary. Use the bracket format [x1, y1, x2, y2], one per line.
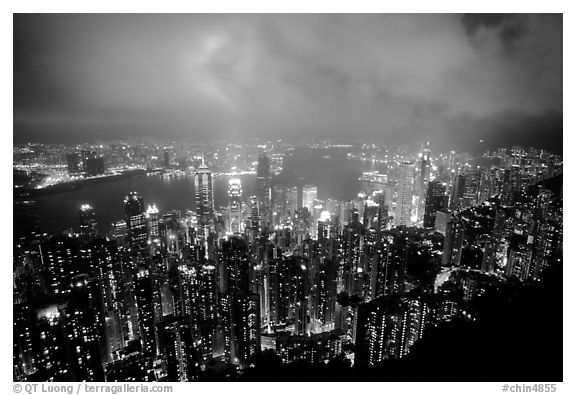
[434, 211, 451, 235]
[29, 304, 70, 381]
[423, 181, 448, 228]
[272, 184, 286, 223]
[463, 171, 482, 206]
[506, 245, 533, 281]
[124, 192, 148, 250]
[220, 237, 261, 367]
[342, 222, 364, 297]
[194, 158, 214, 227]
[79, 204, 98, 241]
[302, 185, 318, 211]
[256, 153, 271, 225]
[63, 275, 106, 381]
[40, 235, 83, 296]
[197, 264, 218, 364]
[264, 254, 283, 327]
[311, 258, 338, 332]
[66, 153, 82, 175]
[13, 302, 35, 380]
[105, 351, 156, 381]
[482, 209, 507, 273]
[372, 240, 407, 298]
[450, 174, 466, 210]
[417, 142, 431, 223]
[157, 316, 200, 381]
[81, 150, 106, 176]
[395, 161, 415, 227]
[230, 293, 261, 368]
[135, 268, 157, 356]
[249, 196, 260, 236]
[355, 297, 403, 367]
[145, 204, 160, 238]
[110, 220, 128, 239]
[532, 220, 561, 279]
[442, 217, 465, 267]
[398, 297, 429, 358]
[285, 185, 299, 218]
[359, 172, 387, 195]
[228, 178, 243, 234]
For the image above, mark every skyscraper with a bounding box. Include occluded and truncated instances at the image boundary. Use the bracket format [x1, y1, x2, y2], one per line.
[463, 171, 482, 206]
[257, 153, 271, 226]
[157, 316, 200, 381]
[285, 185, 299, 218]
[81, 150, 106, 176]
[450, 174, 466, 210]
[249, 196, 261, 236]
[302, 185, 318, 211]
[355, 297, 403, 366]
[442, 217, 465, 266]
[66, 153, 82, 175]
[135, 268, 157, 356]
[79, 204, 98, 241]
[40, 235, 83, 296]
[506, 245, 533, 281]
[417, 142, 431, 223]
[228, 178, 243, 234]
[423, 181, 448, 228]
[146, 204, 160, 239]
[395, 161, 415, 227]
[194, 158, 214, 228]
[124, 192, 148, 250]
[220, 237, 261, 367]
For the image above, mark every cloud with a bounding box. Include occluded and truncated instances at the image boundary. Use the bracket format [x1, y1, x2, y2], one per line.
[13, 14, 562, 152]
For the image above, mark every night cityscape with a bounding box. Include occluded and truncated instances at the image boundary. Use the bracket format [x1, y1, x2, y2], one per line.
[13, 13, 563, 383]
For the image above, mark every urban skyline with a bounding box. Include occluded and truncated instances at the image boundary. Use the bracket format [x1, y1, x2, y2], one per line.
[13, 13, 563, 383]
[14, 139, 563, 381]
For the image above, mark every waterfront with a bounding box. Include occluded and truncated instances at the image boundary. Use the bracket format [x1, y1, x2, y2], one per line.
[33, 148, 372, 235]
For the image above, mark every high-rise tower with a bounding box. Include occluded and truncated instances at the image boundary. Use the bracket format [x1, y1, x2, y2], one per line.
[256, 153, 271, 226]
[79, 204, 98, 241]
[124, 192, 147, 250]
[302, 185, 318, 211]
[228, 178, 243, 234]
[194, 157, 214, 228]
[423, 181, 448, 228]
[395, 161, 415, 227]
[417, 142, 431, 223]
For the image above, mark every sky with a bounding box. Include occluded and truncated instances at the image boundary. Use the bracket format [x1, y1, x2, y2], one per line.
[13, 14, 563, 153]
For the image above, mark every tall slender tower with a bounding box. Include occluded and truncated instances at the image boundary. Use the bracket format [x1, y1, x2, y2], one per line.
[395, 161, 415, 227]
[194, 156, 214, 227]
[256, 153, 271, 226]
[124, 192, 147, 250]
[145, 204, 160, 238]
[228, 178, 243, 234]
[417, 143, 431, 224]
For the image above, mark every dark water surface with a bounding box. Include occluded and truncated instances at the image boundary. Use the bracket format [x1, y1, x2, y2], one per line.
[34, 147, 375, 235]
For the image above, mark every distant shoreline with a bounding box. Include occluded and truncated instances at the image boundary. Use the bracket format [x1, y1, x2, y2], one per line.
[18, 169, 147, 198]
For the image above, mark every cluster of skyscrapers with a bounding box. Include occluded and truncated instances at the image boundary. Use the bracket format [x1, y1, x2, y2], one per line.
[13, 144, 562, 381]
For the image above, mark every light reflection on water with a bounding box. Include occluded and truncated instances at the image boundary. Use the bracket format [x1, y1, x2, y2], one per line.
[34, 147, 374, 235]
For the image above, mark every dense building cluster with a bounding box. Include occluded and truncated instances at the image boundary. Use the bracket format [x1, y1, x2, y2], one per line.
[13, 143, 562, 381]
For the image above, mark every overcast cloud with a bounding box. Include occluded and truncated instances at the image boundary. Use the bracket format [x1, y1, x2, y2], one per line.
[13, 14, 562, 152]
